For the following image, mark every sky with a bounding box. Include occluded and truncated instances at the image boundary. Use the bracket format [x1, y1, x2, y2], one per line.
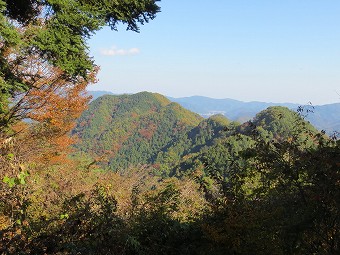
[87, 0, 340, 105]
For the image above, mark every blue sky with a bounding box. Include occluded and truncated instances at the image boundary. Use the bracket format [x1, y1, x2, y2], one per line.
[88, 0, 340, 105]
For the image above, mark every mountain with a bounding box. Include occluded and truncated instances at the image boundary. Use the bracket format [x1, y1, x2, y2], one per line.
[88, 92, 339, 133]
[167, 96, 298, 120]
[305, 103, 340, 133]
[239, 106, 318, 141]
[74, 92, 321, 176]
[173, 106, 320, 178]
[168, 96, 340, 134]
[73, 92, 203, 171]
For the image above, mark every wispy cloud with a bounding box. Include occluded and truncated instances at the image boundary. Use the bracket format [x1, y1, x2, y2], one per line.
[100, 46, 140, 56]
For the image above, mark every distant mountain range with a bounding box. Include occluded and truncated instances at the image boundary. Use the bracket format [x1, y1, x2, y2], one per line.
[88, 91, 340, 134]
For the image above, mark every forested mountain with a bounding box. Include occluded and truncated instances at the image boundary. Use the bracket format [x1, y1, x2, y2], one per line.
[89, 91, 339, 133]
[172, 106, 319, 177]
[74, 93, 318, 177]
[73, 92, 202, 170]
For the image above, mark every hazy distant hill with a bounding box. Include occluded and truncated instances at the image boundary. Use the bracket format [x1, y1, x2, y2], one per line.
[305, 104, 340, 133]
[168, 95, 298, 120]
[88, 90, 114, 101]
[168, 96, 340, 133]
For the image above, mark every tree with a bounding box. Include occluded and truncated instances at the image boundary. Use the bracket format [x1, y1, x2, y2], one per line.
[0, 0, 160, 132]
[0, 1, 160, 252]
[197, 108, 339, 254]
[243, 128, 339, 254]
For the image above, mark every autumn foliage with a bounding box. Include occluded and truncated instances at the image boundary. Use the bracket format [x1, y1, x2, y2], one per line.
[1, 1, 339, 254]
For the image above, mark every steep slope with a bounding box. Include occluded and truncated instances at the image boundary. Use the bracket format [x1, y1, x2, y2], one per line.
[73, 92, 202, 170]
[154, 114, 233, 175]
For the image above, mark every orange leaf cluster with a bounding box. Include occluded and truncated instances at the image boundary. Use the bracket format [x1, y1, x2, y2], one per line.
[4, 49, 98, 162]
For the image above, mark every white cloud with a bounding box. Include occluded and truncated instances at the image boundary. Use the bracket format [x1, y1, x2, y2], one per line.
[100, 46, 140, 56]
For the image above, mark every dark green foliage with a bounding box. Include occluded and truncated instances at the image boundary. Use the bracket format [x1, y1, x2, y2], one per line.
[199, 110, 339, 254]
[239, 131, 339, 254]
[155, 114, 233, 175]
[1, 0, 160, 76]
[124, 182, 203, 255]
[73, 92, 244, 176]
[73, 103, 340, 254]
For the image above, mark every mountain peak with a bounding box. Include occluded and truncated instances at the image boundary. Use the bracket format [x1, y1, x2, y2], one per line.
[73, 92, 202, 170]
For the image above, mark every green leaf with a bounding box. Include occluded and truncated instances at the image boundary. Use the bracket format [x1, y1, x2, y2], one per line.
[7, 153, 14, 160]
[60, 213, 69, 220]
[3, 175, 15, 188]
[17, 171, 29, 185]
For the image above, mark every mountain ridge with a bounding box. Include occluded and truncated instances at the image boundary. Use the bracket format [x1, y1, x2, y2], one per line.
[75, 92, 320, 175]
[88, 91, 339, 133]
